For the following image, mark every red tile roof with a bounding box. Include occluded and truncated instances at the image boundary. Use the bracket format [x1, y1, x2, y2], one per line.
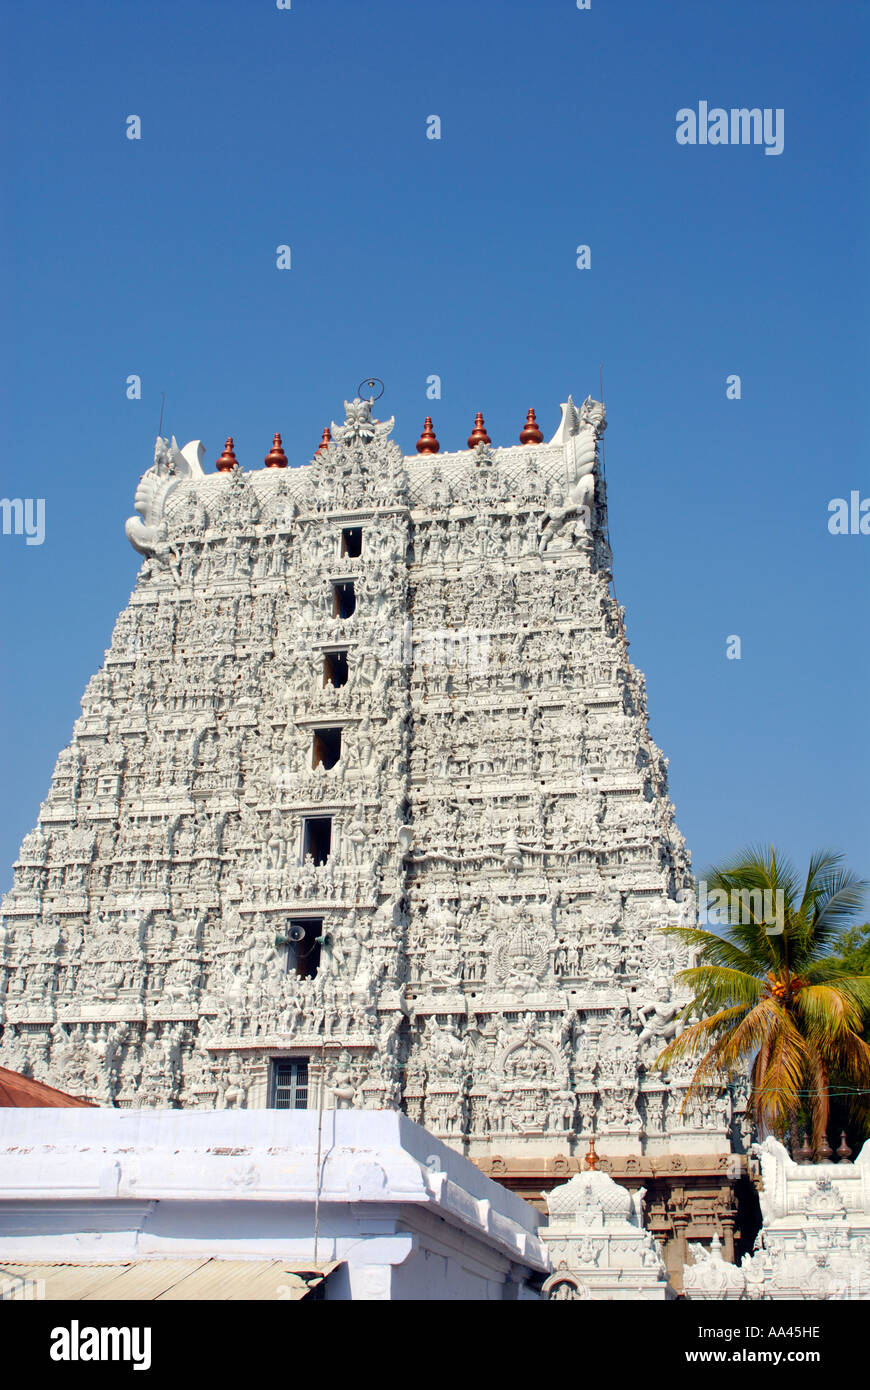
[0, 1065, 95, 1108]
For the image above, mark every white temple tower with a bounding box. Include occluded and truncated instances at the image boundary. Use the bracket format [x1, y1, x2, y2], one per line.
[0, 395, 741, 1191]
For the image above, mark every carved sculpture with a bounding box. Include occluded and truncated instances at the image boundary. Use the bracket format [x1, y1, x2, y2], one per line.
[124, 436, 205, 555]
[683, 1137, 870, 1300]
[541, 1167, 671, 1300]
[636, 984, 682, 1048]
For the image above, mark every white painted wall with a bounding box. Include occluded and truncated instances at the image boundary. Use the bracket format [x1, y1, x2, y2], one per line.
[0, 1109, 548, 1301]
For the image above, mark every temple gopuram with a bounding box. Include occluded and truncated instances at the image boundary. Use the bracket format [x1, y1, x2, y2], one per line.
[0, 391, 758, 1286]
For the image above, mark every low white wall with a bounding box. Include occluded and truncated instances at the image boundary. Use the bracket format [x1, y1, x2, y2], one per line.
[0, 1109, 548, 1301]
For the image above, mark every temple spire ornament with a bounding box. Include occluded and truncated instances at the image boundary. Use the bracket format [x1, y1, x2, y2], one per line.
[519, 408, 544, 445]
[264, 433, 288, 468]
[467, 411, 491, 449]
[416, 416, 440, 454]
[216, 437, 239, 472]
[314, 426, 332, 456]
[837, 1131, 853, 1163]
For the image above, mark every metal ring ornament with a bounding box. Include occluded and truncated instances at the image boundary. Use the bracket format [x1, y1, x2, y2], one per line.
[357, 377, 385, 402]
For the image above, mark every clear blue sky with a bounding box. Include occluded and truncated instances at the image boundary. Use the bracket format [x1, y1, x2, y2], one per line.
[0, 0, 867, 893]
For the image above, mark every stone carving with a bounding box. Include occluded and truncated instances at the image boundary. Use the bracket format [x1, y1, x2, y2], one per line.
[636, 983, 681, 1049]
[492, 917, 550, 988]
[541, 1271, 589, 1299]
[125, 436, 205, 555]
[540, 1166, 671, 1300]
[683, 1137, 870, 1300]
[737, 1137, 870, 1300]
[330, 396, 395, 447]
[682, 1234, 746, 1300]
[0, 391, 732, 1162]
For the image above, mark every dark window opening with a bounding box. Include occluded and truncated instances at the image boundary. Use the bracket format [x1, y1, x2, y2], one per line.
[332, 581, 356, 619]
[312, 727, 342, 770]
[341, 527, 363, 558]
[274, 918, 323, 980]
[303, 816, 332, 865]
[323, 649, 349, 687]
[271, 1056, 309, 1109]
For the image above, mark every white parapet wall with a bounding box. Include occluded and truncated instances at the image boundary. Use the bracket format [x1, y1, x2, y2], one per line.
[0, 1109, 549, 1301]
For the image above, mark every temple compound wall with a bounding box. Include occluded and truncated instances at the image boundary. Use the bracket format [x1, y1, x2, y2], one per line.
[0, 392, 752, 1285]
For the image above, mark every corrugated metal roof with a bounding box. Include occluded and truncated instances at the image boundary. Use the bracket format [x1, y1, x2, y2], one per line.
[1, 1263, 131, 1299]
[0, 1259, 340, 1301]
[91, 1260, 213, 1302]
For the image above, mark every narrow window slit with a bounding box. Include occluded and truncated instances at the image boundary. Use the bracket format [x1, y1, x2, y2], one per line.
[332, 582, 356, 619]
[323, 650, 349, 687]
[302, 816, 332, 865]
[312, 727, 341, 769]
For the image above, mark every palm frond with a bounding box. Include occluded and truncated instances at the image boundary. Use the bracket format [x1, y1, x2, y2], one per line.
[673, 966, 763, 1010]
[658, 925, 763, 975]
[811, 872, 870, 935]
[793, 984, 865, 1039]
[653, 1005, 751, 1071]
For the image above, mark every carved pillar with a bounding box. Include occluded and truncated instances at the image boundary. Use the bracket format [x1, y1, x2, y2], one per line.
[668, 1187, 691, 1282]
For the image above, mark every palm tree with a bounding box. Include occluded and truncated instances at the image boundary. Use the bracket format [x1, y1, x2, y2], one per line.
[820, 922, 870, 1140]
[655, 847, 870, 1149]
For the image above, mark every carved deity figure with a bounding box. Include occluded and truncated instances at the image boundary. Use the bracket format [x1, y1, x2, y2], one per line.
[636, 986, 681, 1047]
[264, 809, 287, 868]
